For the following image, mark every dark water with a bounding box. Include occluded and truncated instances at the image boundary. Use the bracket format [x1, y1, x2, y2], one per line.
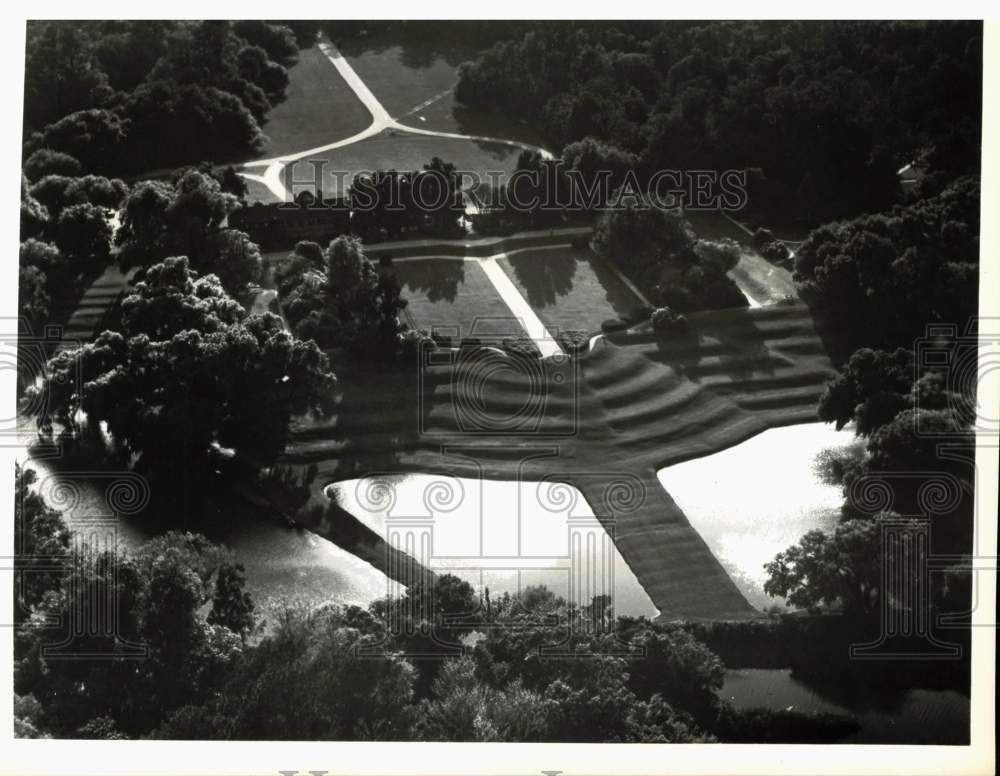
[721, 669, 970, 744]
[23, 455, 390, 620]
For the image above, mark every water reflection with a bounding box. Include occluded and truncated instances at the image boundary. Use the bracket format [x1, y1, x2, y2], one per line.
[23, 456, 389, 618]
[327, 474, 659, 619]
[657, 423, 858, 610]
[722, 668, 969, 744]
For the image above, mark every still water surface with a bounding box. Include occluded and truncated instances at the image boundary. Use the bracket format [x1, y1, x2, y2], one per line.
[327, 474, 660, 618]
[722, 668, 969, 744]
[657, 423, 860, 610]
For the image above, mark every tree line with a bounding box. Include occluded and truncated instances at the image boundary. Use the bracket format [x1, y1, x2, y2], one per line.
[13, 468, 860, 743]
[455, 21, 981, 226]
[22, 21, 309, 176]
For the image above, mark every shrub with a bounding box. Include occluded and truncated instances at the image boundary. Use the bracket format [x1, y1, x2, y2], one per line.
[752, 227, 776, 251]
[556, 329, 590, 355]
[398, 328, 434, 362]
[651, 306, 688, 334]
[500, 336, 541, 359]
[601, 318, 630, 334]
[760, 240, 791, 264]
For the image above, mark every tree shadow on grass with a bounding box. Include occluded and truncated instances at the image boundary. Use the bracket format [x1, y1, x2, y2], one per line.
[504, 251, 577, 308]
[334, 22, 496, 68]
[391, 260, 466, 304]
[588, 254, 646, 320]
[646, 307, 779, 384]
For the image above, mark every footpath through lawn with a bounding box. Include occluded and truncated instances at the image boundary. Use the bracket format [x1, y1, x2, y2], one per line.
[257, 45, 373, 160]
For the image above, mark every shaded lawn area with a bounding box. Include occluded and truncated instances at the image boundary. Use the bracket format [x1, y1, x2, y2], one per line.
[342, 40, 548, 148]
[342, 42, 467, 119]
[257, 45, 372, 159]
[281, 130, 524, 198]
[497, 247, 641, 336]
[390, 258, 527, 339]
[243, 177, 283, 205]
[683, 209, 756, 246]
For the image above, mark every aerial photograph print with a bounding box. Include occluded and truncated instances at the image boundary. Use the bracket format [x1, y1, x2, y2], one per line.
[3, 10, 997, 776]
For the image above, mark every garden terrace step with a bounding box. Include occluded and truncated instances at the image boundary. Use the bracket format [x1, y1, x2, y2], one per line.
[604, 382, 709, 430]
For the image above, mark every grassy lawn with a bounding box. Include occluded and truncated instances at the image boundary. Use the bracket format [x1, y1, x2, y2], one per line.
[342, 39, 548, 148]
[281, 130, 524, 198]
[342, 41, 466, 119]
[390, 258, 527, 339]
[257, 45, 372, 160]
[242, 177, 283, 205]
[496, 246, 642, 336]
[683, 209, 756, 246]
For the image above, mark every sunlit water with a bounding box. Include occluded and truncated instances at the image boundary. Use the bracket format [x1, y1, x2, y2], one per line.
[20, 454, 389, 618]
[657, 423, 859, 610]
[326, 474, 660, 619]
[721, 668, 969, 744]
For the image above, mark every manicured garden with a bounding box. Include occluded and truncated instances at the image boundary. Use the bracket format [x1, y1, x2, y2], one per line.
[390, 258, 529, 339]
[496, 246, 642, 336]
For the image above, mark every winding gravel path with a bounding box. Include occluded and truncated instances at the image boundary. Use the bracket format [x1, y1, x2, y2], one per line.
[240, 38, 552, 202]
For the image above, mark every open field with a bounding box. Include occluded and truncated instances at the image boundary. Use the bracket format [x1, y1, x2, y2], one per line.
[257, 45, 372, 160]
[390, 258, 528, 339]
[280, 300, 839, 621]
[497, 246, 642, 336]
[281, 130, 525, 198]
[341, 38, 548, 147]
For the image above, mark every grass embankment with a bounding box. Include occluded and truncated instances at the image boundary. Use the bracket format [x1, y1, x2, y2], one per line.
[281, 297, 838, 621]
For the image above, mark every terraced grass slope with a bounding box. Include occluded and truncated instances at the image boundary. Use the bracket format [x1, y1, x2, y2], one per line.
[281, 302, 838, 621]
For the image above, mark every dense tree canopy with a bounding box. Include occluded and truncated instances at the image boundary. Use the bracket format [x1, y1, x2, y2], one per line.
[15, 506, 255, 738]
[23, 21, 299, 174]
[591, 201, 747, 312]
[277, 236, 407, 355]
[116, 170, 260, 295]
[456, 21, 981, 224]
[795, 175, 980, 352]
[12, 483, 863, 744]
[27, 257, 336, 511]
